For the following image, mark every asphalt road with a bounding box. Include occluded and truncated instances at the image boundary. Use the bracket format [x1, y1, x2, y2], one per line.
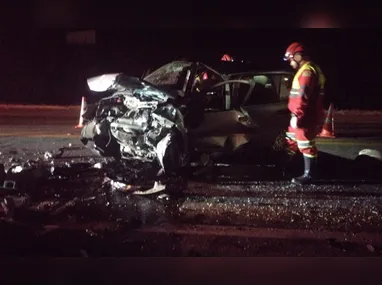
[1, 105, 382, 160]
[1, 105, 382, 256]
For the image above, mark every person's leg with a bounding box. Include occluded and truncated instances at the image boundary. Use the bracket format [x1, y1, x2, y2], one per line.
[291, 128, 318, 185]
[285, 126, 299, 156]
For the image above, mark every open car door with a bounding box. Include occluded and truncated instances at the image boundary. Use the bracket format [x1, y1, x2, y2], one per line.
[237, 73, 291, 147]
[187, 63, 252, 151]
[189, 62, 262, 151]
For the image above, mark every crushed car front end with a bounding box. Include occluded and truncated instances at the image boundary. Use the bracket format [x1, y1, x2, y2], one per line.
[80, 73, 188, 177]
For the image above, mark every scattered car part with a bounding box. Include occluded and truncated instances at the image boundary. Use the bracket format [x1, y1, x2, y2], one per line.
[3, 180, 16, 190]
[1, 197, 15, 219]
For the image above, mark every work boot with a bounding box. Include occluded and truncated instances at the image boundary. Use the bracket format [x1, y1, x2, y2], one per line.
[279, 150, 302, 179]
[291, 156, 317, 185]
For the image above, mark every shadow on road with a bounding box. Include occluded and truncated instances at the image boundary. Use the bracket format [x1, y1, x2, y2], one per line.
[190, 149, 382, 184]
[317, 151, 382, 182]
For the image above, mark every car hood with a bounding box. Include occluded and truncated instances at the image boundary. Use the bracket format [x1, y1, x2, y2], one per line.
[87, 73, 177, 103]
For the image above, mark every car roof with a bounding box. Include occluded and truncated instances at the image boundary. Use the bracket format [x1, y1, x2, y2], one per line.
[199, 60, 293, 76]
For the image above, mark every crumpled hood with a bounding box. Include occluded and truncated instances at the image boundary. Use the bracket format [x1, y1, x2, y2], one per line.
[87, 73, 121, 92]
[87, 73, 176, 103]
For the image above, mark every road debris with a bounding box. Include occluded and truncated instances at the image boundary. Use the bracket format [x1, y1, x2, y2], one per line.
[44, 152, 53, 160]
[2, 180, 16, 190]
[0, 139, 382, 257]
[51, 198, 80, 216]
[93, 162, 103, 169]
[80, 249, 89, 257]
[131, 181, 166, 195]
[10, 165, 23, 174]
[1, 197, 15, 219]
[366, 244, 375, 253]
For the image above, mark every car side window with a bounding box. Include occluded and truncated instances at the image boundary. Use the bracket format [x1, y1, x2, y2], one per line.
[192, 66, 225, 112]
[279, 74, 293, 102]
[231, 82, 250, 108]
[242, 74, 280, 106]
[203, 86, 225, 111]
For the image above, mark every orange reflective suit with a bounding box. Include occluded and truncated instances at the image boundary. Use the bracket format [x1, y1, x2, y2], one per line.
[285, 61, 326, 158]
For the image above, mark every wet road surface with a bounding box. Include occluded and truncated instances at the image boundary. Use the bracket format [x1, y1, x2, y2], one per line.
[1, 105, 382, 256]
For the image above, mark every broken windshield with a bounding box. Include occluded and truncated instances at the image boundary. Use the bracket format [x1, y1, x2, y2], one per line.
[144, 61, 193, 90]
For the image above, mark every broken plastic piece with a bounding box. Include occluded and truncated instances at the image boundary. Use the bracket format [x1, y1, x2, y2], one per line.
[92, 162, 103, 169]
[366, 244, 375, 253]
[1, 197, 15, 219]
[3, 180, 16, 189]
[85, 229, 97, 236]
[44, 152, 53, 160]
[110, 180, 134, 192]
[83, 196, 96, 202]
[132, 181, 166, 195]
[157, 193, 170, 200]
[10, 165, 23, 173]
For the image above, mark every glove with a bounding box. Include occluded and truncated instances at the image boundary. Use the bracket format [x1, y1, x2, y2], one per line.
[290, 116, 298, 129]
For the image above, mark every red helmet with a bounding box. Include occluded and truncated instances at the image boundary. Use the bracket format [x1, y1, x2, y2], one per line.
[221, 54, 233, 62]
[283, 42, 305, 62]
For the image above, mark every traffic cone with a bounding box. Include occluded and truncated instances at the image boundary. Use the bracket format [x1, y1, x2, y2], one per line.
[318, 103, 335, 138]
[221, 54, 233, 61]
[75, 96, 87, 128]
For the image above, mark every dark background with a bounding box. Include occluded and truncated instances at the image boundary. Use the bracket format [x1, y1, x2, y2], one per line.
[0, 1, 382, 110]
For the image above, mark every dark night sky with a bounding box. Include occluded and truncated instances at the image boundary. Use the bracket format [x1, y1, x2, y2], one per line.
[1, 0, 381, 28]
[1, 1, 382, 109]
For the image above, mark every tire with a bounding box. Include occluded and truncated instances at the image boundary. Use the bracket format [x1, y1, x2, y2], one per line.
[161, 128, 189, 175]
[80, 121, 121, 159]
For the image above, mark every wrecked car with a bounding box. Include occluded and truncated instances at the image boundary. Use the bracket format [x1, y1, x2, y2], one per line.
[80, 73, 188, 178]
[80, 60, 294, 172]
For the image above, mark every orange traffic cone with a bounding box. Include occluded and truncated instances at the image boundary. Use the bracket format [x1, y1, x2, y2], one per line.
[221, 54, 233, 61]
[75, 96, 87, 128]
[318, 103, 335, 138]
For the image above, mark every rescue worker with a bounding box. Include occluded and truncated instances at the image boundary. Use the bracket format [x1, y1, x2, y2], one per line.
[283, 42, 326, 185]
[194, 71, 209, 90]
